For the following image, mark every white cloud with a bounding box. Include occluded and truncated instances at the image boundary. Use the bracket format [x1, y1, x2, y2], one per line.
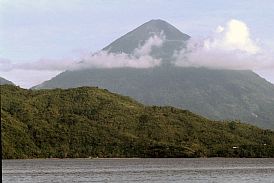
[134, 31, 165, 56]
[72, 33, 164, 69]
[0, 34, 164, 88]
[206, 19, 260, 54]
[0, 34, 164, 72]
[175, 19, 274, 71]
[74, 51, 161, 70]
[16, 58, 77, 71]
[216, 26, 224, 33]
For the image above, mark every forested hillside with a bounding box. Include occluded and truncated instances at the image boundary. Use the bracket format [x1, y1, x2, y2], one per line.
[1, 85, 274, 159]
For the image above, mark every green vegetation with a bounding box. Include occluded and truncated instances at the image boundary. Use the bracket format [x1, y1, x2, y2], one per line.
[1, 85, 274, 159]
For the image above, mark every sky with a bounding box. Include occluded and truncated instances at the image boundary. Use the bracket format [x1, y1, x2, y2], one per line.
[0, 0, 274, 88]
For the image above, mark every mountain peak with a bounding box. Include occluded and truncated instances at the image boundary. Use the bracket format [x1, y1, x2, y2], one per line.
[145, 19, 177, 27]
[102, 19, 190, 62]
[137, 19, 189, 38]
[148, 19, 166, 22]
[145, 19, 171, 26]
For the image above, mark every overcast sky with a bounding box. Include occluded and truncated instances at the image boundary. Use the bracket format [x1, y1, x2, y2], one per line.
[0, 0, 274, 88]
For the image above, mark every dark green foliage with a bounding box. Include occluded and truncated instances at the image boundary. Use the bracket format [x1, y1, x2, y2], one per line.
[1, 85, 274, 159]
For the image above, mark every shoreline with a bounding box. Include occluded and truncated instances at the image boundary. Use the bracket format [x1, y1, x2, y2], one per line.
[3, 157, 274, 160]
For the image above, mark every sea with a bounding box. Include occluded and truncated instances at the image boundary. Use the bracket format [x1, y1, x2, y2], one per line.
[2, 158, 274, 183]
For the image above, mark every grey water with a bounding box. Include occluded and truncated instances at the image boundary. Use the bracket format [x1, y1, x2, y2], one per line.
[2, 158, 274, 183]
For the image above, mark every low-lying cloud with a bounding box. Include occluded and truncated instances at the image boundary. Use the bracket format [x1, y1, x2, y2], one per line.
[75, 33, 165, 69]
[134, 31, 165, 57]
[1, 33, 164, 73]
[210, 19, 260, 54]
[0, 33, 164, 88]
[175, 19, 274, 71]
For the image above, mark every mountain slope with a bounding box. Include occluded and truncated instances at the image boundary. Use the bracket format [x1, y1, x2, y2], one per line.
[2, 85, 274, 159]
[33, 19, 274, 129]
[33, 67, 274, 129]
[0, 77, 14, 85]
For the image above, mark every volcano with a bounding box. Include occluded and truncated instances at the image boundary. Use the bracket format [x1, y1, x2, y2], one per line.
[33, 19, 274, 129]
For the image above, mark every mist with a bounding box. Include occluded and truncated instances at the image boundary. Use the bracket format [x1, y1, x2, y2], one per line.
[0, 34, 164, 88]
[1, 34, 164, 72]
[72, 33, 164, 70]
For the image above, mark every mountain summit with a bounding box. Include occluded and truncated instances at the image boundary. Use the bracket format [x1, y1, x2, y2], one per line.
[103, 19, 190, 62]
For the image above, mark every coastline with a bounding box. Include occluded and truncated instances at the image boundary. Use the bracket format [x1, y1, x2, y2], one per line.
[3, 157, 274, 161]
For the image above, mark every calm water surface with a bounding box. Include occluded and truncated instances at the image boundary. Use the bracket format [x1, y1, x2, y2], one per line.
[2, 158, 274, 183]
